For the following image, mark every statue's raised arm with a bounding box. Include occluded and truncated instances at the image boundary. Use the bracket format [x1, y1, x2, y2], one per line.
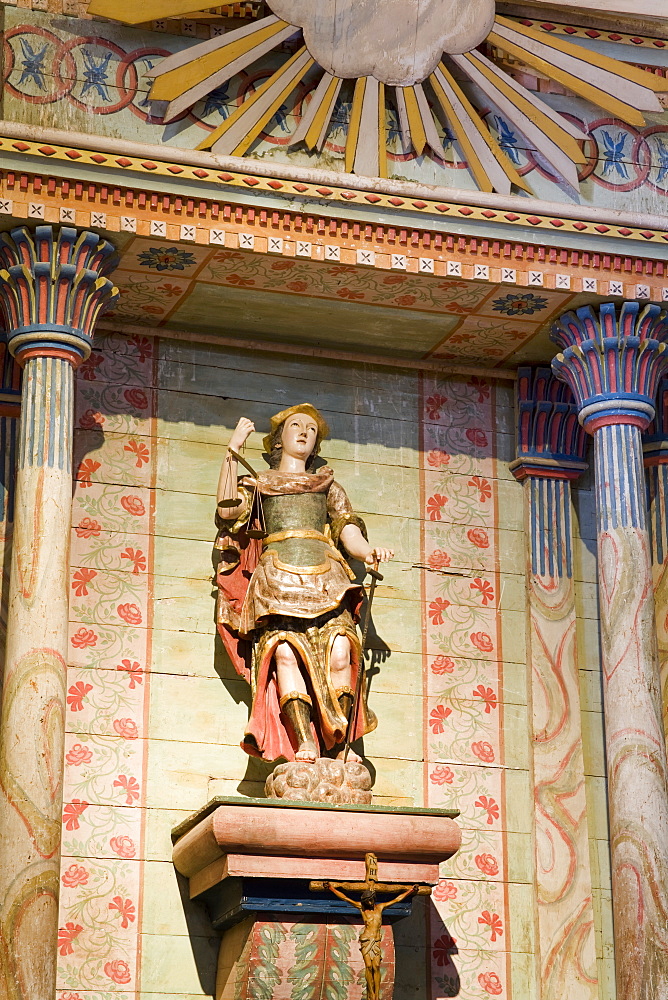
[215, 403, 394, 765]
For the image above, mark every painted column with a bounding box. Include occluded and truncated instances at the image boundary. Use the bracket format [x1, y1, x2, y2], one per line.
[510, 367, 597, 1000]
[0, 226, 118, 1000]
[551, 301, 668, 1000]
[643, 378, 668, 751]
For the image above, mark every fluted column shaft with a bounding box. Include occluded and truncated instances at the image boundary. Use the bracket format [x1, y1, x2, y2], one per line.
[0, 226, 117, 1000]
[552, 301, 668, 1000]
[644, 380, 668, 751]
[511, 368, 597, 1000]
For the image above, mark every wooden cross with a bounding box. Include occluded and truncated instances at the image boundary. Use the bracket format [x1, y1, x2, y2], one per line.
[309, 851, 432, 897]
[310, 854, 431, 1000]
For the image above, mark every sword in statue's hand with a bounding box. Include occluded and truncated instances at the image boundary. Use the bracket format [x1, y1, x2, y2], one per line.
[343, 558, 383, 763]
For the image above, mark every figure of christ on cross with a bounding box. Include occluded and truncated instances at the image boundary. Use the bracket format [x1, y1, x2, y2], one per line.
[311, 853, 430, 1000]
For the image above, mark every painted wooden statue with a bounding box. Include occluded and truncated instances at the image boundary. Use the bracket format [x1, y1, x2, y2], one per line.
[215, 404, 393, 763]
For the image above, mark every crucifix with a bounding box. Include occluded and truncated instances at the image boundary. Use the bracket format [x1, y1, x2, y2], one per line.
[310, 853, 432, 1000]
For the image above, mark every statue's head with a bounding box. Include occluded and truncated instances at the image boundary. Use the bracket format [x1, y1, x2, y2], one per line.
[264, 403, 330, 471]
[360, 890, 376, 909]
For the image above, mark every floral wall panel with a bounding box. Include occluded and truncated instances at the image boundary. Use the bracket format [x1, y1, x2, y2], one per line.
[58, 332, 158, 998]
[421, 376, 528, 1000]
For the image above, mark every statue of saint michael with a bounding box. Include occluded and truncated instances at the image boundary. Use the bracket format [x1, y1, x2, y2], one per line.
[215, 404, 394, 764]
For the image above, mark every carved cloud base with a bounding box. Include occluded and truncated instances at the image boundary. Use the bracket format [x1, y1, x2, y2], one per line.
[265, 758, 373, 804]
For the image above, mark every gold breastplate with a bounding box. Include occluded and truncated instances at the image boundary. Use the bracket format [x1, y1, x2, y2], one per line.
[262, 492, 328, 567]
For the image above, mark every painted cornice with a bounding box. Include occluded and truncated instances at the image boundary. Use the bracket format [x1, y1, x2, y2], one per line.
[1, 122, 667, 252]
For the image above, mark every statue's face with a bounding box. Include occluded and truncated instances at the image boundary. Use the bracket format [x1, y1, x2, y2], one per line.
[281, 412, 318, 461]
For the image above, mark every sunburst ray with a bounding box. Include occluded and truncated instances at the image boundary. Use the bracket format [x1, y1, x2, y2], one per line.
[148, 16, 296, 123]
[290, 72, 342, 151]
[430, 63, 530, 194]
[489, 16, 664, 126]
[86, 0, 668, 196]
[452, 52, 581, 188]
[198, 46, 314, 155]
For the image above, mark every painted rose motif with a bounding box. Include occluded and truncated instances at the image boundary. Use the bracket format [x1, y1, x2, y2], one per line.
[269, 0, 495, 85]
[472, 741, 496, 764]
[475, 854, 499, 877]
[470, 631, 494, 653]
[75, 517, 102, 538]
[65, 743, 93, 766]
[71, 627, 98, 649]
[124, 387, 149, 409]
[465, 427, 489, 449]
[467, 527, 490, 549]
[79, 409, 105, 430]
[427, 449, 450, 467]
[113, 718, 139, 740]
[431, 655, 455, 674]
[121, 494, 146, 516]
[117, 603, 142, 625]
[430, 764, 454, 784]
[104, 959, 132, 985]
[478, 971, 503, 995]
[433, 880, 458, 901]
[428, 549, 451, 570]
[110, 835, 137, 859]
[62, 864, 89, 888]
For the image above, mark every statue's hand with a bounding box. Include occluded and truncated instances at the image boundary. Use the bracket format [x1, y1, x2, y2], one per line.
[366, 547, 394, 564]
[228, 417, 255, 453]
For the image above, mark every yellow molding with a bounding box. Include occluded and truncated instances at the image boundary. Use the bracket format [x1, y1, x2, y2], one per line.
[87, 0, 239, 23]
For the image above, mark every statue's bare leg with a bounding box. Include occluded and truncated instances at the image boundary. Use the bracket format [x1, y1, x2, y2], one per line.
[275, 641, 317, 762]
[331, 634, 362, 762]
[364, 963, 376, 1000]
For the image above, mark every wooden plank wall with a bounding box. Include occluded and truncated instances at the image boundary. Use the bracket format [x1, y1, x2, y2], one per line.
[56, 330, 612, 1000]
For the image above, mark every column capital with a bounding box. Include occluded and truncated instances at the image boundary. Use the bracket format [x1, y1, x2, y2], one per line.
[551, 300, 668, 434]
[0, 225, 119, 368]
[643, 377, 668, 467]
[509, 366, 588, 482]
